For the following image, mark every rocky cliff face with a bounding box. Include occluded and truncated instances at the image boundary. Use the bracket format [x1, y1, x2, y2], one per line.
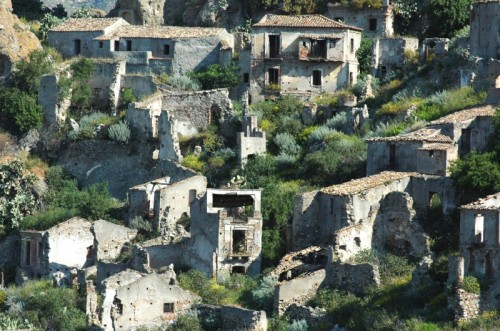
[0, 0, 41, 80]
[109, 0, 248, 28]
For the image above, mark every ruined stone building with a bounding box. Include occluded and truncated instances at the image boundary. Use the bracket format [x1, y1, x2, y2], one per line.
[366, 105, 496, 176]
[470, 0, 500, 60]
[372, 37, 419, 77]
[19, 217, 137, 284]
[48, 18, 234, 76]
[237, 93, 266, 166]
[326, 0, 394, 38]
[446, 193, 500, 320]
[292, 171, 457, 260]
[250, 14, 362, 102]
[133, 188, 263, 280]
[126, 88, 234, 159]
[97, 270, 199, 331]
[128, 175, 207, 235]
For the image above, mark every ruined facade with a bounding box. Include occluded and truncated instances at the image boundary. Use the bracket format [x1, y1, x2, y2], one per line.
[99, 270, 199, 331]
[128, 175, 207, 234]
[421, 38, 449, 62]
[292, 171, 457, 258]
[367, 105, 495, 176]
[250, 15, 362, 101]
[237, 93, 266, 166]
[326, 0, 394, 38]
[188, 189, 263, 279]
[19, 218, 137, 285]
[48, 18, 234, 76]
[470, 0, 500, 59]
[372, 37, 419, 77]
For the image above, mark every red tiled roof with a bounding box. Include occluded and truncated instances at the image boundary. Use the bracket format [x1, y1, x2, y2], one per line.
[253, 14, 362, 31]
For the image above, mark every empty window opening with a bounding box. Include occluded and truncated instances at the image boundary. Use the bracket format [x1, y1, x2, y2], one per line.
[87, 245, 93, 258]
[312, 70, 322, 86]
[302, 41, 307, 47]
[113, 298, 123, 315]
[74, 39, 81, 55]
[330, 198, 334, 215]
[339, 245, 347, 251]
[99, 41, 103, 49]
[163, 303, 174, 313]
[429, 151, 435, 158]
[243, 73, 249, 83]
[460, 128, 471, 155]
[389, 144, 396, 169]
[349, 72, 354, 87]
[474, 214, 484, 244]
[310, 39, 327, 58]
[163, 44, 170, 55]
[350, 38, 354, 53]
[329, 38, 339, 49]
[126, 40, 132, 51]
[232, 266, 246, 274]
[268, 68, 280, 85]
[232, 230, 247, 254]
[369, 18, 377, 31]
[114, 40, 120, 51]
[381, 66, 387, 77]
[25, 241, 31, 266]
[354, 237, 361, 247]
[269, 35, 281, 58]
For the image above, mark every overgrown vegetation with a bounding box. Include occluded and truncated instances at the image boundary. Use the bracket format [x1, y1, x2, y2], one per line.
[188, 63, 240, 90]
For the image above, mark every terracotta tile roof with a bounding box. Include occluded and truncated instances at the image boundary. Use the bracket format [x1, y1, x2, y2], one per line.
[299, 34, 344, 39]
[50, 18, 125, 32]
[321, 171, 416, 196]
[366, 128, 453, 143]
[461, 192, 500, 211]
[253, 14, 362, 31]
[429, 104, 495, 125]
[418, 143, 455, 151]
[95, 25, 226, 40]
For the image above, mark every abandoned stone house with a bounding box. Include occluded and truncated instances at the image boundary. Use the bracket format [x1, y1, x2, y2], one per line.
[326, 0, 394, 38]
[372, 37, 419, 77]
[19, 217, 137, 284]
[97, 270, 199, 331]
[134, 188, 263, 280]
[250, 14, 362, 102]
[48, 18, 234, 76]
[128, 174, 207, 234]
[446, 193, 500, 318]
[366, 105, 496, 176]
[126, 88, 233, 159]
[292, 171, 457, 261]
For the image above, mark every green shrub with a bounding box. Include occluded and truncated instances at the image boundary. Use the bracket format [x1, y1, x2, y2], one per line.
[189, 63, 240, 90]
[167, 312, 203, 331]
[288, 319, 308, 331]
[21, 206, 78, 230]
[0, 87, 44, 133]
[325, 112, 351, 133]
[69, 112, 116, 140]
[121, 88, 137, 107]
[181, 154, 205, 172]
[168, 75, 201, 91]
[274, 132, 301, 156]
[251, 276, 277, 312]
[129, 216, 153, 233]
[108, 120, 131, 144]
[462, 276, 481, 294]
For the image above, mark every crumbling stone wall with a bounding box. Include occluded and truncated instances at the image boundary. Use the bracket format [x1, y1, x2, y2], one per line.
[372, 37, 419, 76]
[274, 269, 326, 315]
[38, 74, 71, 126]
[328, 261, 380, 295]
[92, 220, 137, 262]
[196, 304, 267, 331]
[448, 288, 481, 322]
[470, 0, 500, 59]
[42, 217, 94, 281]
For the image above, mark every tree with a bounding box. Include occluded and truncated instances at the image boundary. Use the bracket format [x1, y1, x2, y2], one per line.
[189, 63, 240, 90]
[356, 36, 373, 76]
[0, 87, 44, 133]
[0, 161, 40, 235]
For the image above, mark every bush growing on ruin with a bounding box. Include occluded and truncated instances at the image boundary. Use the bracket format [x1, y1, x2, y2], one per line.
[168, 76, 201, 91]
[273, 132, 301, 157]
[356, 36, 374, 75]
[181, 154, 205, 172]
[166, 312, 203, 331]
[108, 120, 131, 144]
[121, 88, 137, 108]
[189, 63, 240, 90]
[462, 276, 481, 294]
